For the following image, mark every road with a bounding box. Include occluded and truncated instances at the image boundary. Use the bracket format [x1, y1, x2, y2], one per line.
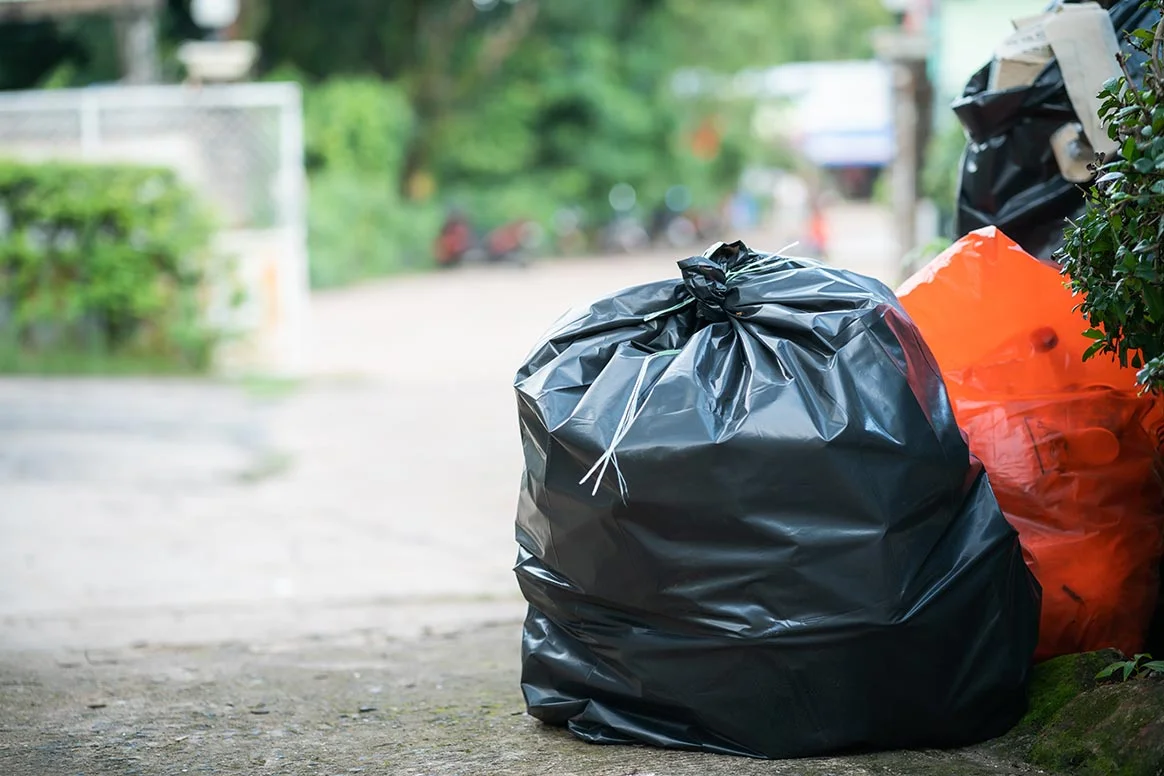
[0, 204, 901, 652]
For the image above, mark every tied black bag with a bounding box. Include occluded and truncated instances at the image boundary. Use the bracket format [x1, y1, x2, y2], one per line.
[954, 0, 1158, 260]
[513, 242, 1041, 759]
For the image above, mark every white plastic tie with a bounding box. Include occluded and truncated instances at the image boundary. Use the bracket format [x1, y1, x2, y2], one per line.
[583, 243, 800, 498]
[579, 349, 680, 499]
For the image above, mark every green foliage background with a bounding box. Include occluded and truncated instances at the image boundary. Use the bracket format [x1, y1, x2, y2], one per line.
[922, 119, 968, 237]
[0, 0, 894, 288]
[0, 161, 223, 371]
[299, 78, 442, 286]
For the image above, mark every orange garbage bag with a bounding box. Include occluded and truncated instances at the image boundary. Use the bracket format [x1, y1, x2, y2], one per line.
[898, 226, 1164, 661]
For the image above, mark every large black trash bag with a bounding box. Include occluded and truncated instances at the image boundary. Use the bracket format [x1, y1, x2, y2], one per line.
[513, 241, 1042, 760]
[954, 0, 1158, 260]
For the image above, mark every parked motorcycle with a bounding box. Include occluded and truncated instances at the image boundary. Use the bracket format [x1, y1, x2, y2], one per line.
[434, 211, 536, 268]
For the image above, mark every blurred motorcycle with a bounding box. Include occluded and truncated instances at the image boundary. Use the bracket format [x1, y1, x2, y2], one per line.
[434, 211, 538, 268]
[598, 215, 651, 254]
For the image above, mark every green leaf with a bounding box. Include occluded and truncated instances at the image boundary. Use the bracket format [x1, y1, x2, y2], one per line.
[1143, 661, 1164, 674]
[1096, 662, 1122, 679]
[1083, 341, 1108, 361]
[1119, 105, 1144, 120]
[1083, 328, 1106, 339]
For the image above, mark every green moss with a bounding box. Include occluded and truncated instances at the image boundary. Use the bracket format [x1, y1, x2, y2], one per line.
[1015, 650, 1121, 735]
[1028, 680, 1164, 776]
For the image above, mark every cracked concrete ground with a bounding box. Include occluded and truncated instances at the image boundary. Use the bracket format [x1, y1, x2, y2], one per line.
[0, 207, 1049, 774]
[0, 622, 1045, 776]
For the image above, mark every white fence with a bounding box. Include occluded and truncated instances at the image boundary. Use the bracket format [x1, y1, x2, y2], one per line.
[0, 82, 310, 375]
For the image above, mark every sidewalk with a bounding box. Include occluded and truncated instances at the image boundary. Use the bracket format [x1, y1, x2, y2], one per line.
[0, 618, 1038, 776]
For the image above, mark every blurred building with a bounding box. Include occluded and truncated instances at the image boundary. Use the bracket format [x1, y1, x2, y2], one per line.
[759, 61, 895, 196]
[680, 60, 896, 199]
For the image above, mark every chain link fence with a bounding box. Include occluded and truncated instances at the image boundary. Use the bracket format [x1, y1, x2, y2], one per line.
[0, 82, 310, 374]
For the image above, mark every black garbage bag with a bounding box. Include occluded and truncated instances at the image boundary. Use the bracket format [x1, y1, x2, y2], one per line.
[513, 241, 1042, 759]
[954, 0, 1158, 260]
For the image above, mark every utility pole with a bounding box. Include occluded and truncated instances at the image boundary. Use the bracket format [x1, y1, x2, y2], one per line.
[115, 4, 160, 84]
[874, 0, 933, 282]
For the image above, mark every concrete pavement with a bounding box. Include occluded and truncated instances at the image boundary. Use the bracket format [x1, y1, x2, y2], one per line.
[0, 622, 1041, 776]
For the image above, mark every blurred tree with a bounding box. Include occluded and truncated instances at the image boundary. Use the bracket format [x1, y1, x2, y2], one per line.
[254, 0, 890, 203]
[0, 21, 76, 90]
[0, 0, 202, 89]
[0, 17, 119, 89]
[0, 0, 894, 276]
[664, 0, 889, 69]
[256, 0, 889, 79]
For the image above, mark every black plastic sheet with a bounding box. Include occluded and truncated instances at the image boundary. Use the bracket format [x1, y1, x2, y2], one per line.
[954, 0, 1158, 260]
[513, 241, 1042, 759]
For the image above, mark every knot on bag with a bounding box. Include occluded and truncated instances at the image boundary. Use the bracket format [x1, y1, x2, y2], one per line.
[584, 240, 802, 499]
[679, 256, 729, 321]
[678, 244, 741, 322]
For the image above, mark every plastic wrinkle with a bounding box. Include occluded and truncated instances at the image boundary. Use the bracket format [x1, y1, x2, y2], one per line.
[514, 240, 1040, 759]
[898, 227, 1164, 661]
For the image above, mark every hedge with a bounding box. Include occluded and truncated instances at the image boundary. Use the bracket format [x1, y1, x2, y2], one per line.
[0, 160, 224, 372]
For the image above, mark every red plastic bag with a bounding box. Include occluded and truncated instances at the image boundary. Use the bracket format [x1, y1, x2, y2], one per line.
[898, 227, 1164, 661]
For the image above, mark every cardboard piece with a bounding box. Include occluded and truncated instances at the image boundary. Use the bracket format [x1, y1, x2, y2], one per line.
[989, 3, 1121, 153]
[1013, 13, 1050, 31]
[991, 55, 1051, 91]
[1050, 122, 1097, 182]
[990, 17, 1053, 91]
[997, 25, 1049, 58]
[1043, 3, 1122, 155]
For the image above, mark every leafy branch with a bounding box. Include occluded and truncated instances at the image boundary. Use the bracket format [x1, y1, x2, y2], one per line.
[1096, 653, 1164, 682]
[1058, 1, 1164, 391]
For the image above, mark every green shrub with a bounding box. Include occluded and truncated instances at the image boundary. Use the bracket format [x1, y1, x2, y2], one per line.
[1059, 3, 1164, 391]
[303, 77, 415, 178]
[922, 118, 968, 237]
[308, 172, 441, 288]
[0, 160, 222, 371]
[297, 72, 769, 285]
[300, 78, 441, 287]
